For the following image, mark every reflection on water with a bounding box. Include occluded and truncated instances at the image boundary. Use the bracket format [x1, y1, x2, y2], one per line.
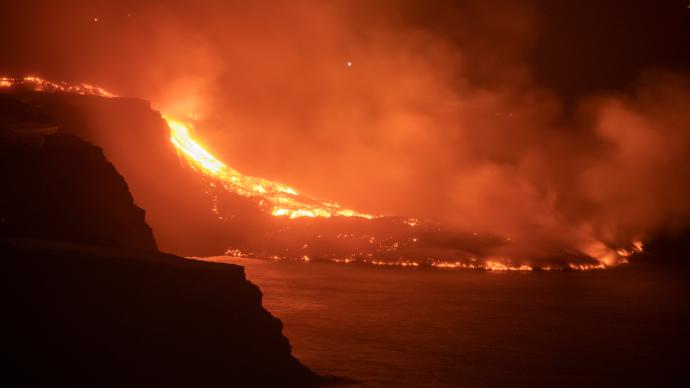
[206, 257, 689, 387]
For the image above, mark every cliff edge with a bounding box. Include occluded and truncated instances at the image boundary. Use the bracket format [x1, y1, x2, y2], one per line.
[0, 117, 321, 386]
[0, 132, 156, 251]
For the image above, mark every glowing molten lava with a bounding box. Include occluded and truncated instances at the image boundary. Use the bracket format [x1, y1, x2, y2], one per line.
[164, 116, 374, 219]
[0, 75, 116, 97]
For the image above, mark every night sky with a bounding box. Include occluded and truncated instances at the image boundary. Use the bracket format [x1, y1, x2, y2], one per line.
[1, 0, 688, 99]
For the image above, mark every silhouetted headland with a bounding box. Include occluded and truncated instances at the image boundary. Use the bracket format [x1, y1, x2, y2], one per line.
[1, 97, 322, 386]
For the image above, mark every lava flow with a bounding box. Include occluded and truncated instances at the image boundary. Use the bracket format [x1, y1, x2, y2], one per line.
[164, 116, 375, 220]
[1, 75, 115, 97]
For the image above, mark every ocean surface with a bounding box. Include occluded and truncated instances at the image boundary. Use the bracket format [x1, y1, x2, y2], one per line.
[206, 257, 689, 387]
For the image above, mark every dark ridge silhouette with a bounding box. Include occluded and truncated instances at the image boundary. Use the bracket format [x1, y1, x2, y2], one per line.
[0, 89, 235, 256]
[0, 132, 156, 251]
[0, 115, 321, 386]
[2, 241, 320, 387]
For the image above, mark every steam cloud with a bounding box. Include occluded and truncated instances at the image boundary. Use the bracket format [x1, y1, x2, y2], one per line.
[2, 0, 689, 259]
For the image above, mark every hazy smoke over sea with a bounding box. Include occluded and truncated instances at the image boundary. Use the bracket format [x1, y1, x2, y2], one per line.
[2, 0, 689, 259]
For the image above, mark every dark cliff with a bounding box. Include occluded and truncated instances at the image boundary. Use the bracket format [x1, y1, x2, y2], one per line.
[0, 132, 157, 251]
[3, 242, 319, 387]
[0, 90, 231, 256]
[0, 102, 320, 386]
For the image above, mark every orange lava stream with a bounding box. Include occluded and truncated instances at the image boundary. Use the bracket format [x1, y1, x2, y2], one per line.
[164, 116, 374, 219]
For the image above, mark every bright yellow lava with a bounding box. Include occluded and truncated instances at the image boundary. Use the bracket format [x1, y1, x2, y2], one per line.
[164, 115, 374, 219]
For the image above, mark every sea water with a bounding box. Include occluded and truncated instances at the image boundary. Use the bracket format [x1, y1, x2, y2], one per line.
[206, 257, 689, 387]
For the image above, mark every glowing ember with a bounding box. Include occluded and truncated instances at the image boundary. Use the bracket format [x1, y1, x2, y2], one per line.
[616, 240, 644, 258]
[484, 261, 533, 272]
[403, 217, 419, 227]
[582, 239, 643, 266]
[0, 76, 117, 97]
[567, 263, 607, 271]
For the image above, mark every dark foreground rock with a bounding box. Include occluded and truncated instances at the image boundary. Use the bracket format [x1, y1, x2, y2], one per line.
[0, 132, 157, 251]
[2, 240, 320, 387]
[0, 122, 321, 386]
